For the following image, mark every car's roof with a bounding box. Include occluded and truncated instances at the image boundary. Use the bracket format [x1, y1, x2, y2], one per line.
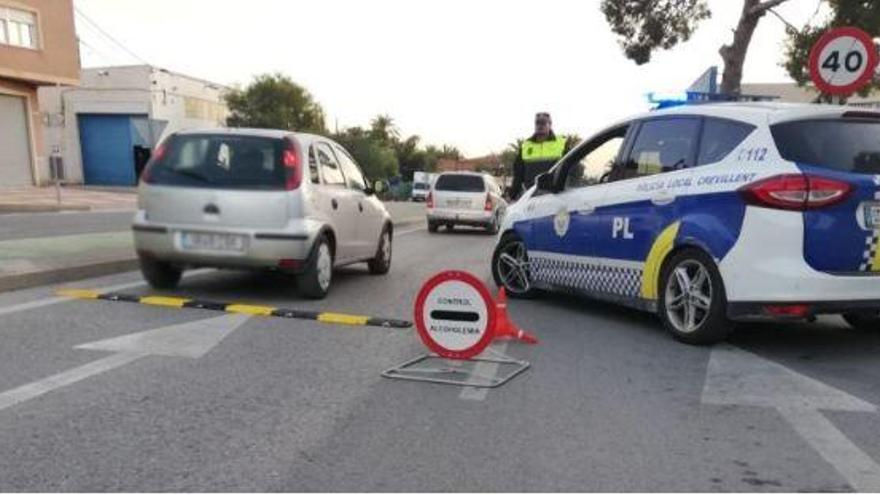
[438, 171, 485, 176]
[639, 102, 860, 126]
[174, 127, 330, 142]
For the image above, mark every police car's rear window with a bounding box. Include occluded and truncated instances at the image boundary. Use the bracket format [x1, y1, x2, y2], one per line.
[771, 119, 880, 174]
[147, 134, 286, 189]
[434, 174, 485, 192]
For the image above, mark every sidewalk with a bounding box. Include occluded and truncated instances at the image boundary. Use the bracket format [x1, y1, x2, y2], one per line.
[0, 200, 425, 293]
[0, 186, 137, 213]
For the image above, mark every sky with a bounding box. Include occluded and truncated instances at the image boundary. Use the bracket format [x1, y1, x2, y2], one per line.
[73, 0, 828, 157]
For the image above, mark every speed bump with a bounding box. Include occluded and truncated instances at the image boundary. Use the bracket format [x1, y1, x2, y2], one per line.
[57, 289, 412, 329]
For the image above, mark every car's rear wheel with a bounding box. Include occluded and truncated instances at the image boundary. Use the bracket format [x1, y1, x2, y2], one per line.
[298, 236, 333, 299]
[843, 311, 880, 331]
[368, 228, 392, 275]
[446, 223, 454, 231]
[659, 249, 731, 345]
[428, 221, 439, 233]
[492, 233, 537, 299]
[139, 256, 182, 290]
[486, 212, 500, 234]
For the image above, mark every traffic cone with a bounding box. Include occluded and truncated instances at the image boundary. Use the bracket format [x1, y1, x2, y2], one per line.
[493, 287, 538, 344]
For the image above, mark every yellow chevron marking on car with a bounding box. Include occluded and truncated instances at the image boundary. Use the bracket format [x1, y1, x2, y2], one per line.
[225, 304, 276, 316]
[56, 289, 101, 299]
[640, 222, 681, 300]
[871, 234, 880, 271]
[139, 296, 190, 308]
[317, 312, 370, 326]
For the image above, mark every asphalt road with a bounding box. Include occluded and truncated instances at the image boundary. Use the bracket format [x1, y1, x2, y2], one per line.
[0, 224, 879, 491]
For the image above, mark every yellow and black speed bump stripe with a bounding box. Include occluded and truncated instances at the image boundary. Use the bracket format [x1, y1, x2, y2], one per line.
[57, 289, 412, 329]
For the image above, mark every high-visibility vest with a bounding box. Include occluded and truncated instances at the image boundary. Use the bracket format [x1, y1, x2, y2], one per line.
[521, 136, 567, 163]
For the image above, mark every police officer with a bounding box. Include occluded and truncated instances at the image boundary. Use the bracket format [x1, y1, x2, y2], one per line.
[509, 112, 571, 200]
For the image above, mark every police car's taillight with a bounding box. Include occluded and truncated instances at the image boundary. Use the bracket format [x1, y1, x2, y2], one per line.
[282, 139, 302, 191]
[739, 174, 852, 211]
[426, 191, 434, 208]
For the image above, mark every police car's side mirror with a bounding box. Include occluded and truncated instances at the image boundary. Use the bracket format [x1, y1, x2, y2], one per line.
[535, 172, 555, 193]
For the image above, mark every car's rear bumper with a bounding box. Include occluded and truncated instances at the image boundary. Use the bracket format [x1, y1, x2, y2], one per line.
[132, 211, 319, 273]
[427, 208, 493, 226]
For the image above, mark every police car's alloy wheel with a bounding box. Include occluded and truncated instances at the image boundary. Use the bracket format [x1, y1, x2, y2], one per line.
[492, 233, 537, 299]
[298, 236, 332, 299]
[659, 249, 731, 345]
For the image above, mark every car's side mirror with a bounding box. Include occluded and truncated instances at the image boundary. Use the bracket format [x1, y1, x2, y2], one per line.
[535, 172, 555, 193]
[373, 180, 384, 193]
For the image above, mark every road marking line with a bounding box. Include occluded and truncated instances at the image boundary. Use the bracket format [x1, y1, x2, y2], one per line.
[459, 341, 509, 401]
[397, 226, 425, 236]
[0, 352, 144, 412]
[781, 406, 880, 492]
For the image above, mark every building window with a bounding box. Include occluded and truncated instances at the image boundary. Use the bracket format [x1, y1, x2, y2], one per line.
[0, 7, 38, 49]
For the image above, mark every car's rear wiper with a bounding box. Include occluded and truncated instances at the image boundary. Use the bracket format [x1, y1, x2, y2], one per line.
[171, 168, 210, 182]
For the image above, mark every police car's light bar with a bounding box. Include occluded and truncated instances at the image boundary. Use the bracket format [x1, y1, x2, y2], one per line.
[647, 91, 778, 110]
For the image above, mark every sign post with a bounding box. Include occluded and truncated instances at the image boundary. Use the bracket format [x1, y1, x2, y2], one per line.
[382, 270, 531, 388]
[808, 27, 879, 100]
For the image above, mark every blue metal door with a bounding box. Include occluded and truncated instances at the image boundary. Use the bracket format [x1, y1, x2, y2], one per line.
[78, 114, 142, 186]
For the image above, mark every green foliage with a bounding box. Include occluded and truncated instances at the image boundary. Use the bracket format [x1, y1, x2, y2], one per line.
[783, 0, 880, 97]
[332, 126, 399, 180]
[225, 73, 326, 133]
[601, 0, 711, 65]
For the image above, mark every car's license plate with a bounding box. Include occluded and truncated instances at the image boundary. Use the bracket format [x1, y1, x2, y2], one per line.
[445, 199, 470, 208]
[180, 232, 247, 253]
[865, 202, 880, 229]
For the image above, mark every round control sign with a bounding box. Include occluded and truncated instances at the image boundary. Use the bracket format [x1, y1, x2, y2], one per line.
[414, 270, 496, 360]
[809, 27, 878, 96]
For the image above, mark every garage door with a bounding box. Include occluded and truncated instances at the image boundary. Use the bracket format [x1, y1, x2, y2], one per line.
[78, 114, 140, 186]
[0, 94, 33, 187]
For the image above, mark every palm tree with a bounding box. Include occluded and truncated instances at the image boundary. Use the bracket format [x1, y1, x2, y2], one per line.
[370, 114, 400, 145]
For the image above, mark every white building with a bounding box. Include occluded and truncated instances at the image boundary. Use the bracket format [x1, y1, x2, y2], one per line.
[38, 65, 228, 186]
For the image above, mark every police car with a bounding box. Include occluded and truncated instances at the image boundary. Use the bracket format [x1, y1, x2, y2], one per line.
[491, 102, 880, 344]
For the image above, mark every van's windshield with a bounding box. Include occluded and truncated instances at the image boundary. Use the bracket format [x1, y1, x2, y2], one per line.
[434, 174, 485, 192]
[771, 119, 880, 174]
[146, 134, 287, 189]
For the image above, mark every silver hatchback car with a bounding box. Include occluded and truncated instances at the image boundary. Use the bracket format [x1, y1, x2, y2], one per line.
[133, 128, 393, 299]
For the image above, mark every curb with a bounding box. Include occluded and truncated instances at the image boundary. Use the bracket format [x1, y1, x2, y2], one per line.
[0, 204, 91, 214]
[0, 258, 140, 293]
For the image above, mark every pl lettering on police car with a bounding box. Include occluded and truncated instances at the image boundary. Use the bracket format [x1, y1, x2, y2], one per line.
[554, 206, 570, 237]
[612, 217, 634, 239]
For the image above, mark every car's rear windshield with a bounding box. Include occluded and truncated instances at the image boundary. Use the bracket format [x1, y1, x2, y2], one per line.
[771, 118, 880, 174]
[413, 183, 427, 190]
[147, 134, 286, 189]
[434, 174, 485, 192]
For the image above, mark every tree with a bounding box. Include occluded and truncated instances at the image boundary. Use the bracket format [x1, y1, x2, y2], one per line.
[782, 0, 880, 98]
[369, 114, 400, 146]
[225, 73, 326, 132]
[602, 0, 792, 95]
[438, 145, 463, 161]
[333, 126, 399, 180]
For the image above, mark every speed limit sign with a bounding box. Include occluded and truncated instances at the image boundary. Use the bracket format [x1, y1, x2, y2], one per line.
[809, 27, 878, 96]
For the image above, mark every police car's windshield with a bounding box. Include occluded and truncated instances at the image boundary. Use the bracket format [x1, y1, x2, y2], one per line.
[772, 119, 880, 174]
[434, 174, 485, 192]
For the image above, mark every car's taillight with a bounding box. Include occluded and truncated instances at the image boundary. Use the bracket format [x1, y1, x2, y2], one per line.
[140, 142, 167, 184]
[739, 174, 852, 211]
[484, 193, 492, 211]
[426, 191, 433, 208]
[283, 139, 302, 191]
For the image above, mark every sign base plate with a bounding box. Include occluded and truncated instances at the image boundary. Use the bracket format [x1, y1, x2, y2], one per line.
[381, 353, 530, 388]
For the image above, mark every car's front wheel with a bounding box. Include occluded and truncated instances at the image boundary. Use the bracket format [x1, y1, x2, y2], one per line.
[298, 236, 333, 299]
[368, 228, 392, 275]
[491, 233, 537, 299]
[139, 256, 182, 290]
[658, 249, 732, 345]
[843, 311, 880, 331]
